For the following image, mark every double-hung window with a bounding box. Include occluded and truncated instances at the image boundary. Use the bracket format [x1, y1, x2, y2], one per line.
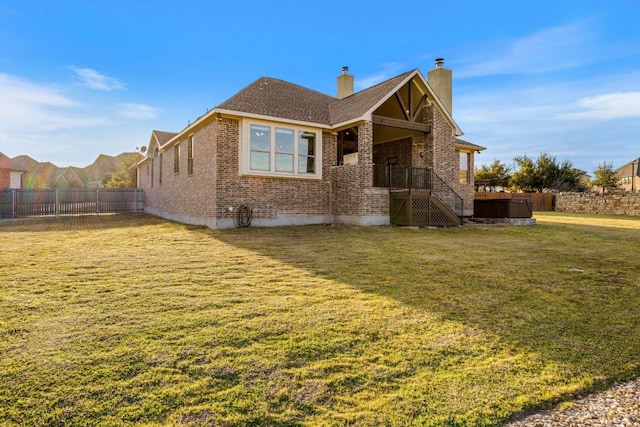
[459, 151, 470, 183]
[298, 131, 316, 174]
[174, 144, 180, 174]
[246, 122, 320, 178]
[275, 128, 294, 172]
[250, 125, 271, 171]
[187, 136, 194, 175]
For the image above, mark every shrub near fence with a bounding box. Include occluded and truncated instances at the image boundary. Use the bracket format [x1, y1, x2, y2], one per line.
[0, 188, 144, 219]
[474, 192, 555, 211]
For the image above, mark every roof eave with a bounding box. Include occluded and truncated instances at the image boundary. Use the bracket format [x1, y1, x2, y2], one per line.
[354, 69, 464, 136]
[214, 108, 332, 129]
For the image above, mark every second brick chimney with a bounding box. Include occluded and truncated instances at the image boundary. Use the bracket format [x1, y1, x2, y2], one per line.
[427, 58, 452, 115]
[337, 66, 354, 99]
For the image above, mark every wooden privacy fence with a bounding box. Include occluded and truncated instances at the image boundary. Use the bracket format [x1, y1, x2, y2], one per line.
[474, 192, 555, 211]
[0, 188, 144, 219]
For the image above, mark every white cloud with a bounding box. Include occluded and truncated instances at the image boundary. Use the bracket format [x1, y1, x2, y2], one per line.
[558, 91, 640, 120]
[0, 73, 75, 107]
[454, 75, 640, 172]
[0, 73, 108, 132]
[0, 72, 162, 166]
[118, 103, 160, 120]
[69, 66, 125, 91]
[455, 21, 595, 78]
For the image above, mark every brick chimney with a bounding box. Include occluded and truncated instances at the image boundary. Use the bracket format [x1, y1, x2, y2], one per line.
[427, 58, 452, 115]
[337, 66, 354, 99]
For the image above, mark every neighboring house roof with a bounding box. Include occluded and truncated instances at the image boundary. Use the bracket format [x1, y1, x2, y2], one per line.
[1, 152, 140, 188]
[0, 154, 28, 172]
[54, 166, 85, 188]
[615, 157, 640, 176]
[455, 138, 486, 152]
[10, 155, 39, 171]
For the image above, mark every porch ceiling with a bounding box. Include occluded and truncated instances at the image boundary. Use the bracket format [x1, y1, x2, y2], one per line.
[371, 76, 430, 144]
[372, 123, 425, 145]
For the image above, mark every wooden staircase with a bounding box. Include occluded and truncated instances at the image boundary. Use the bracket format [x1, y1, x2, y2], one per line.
[389, 189, 461, 227]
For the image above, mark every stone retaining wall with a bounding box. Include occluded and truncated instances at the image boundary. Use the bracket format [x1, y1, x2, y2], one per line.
[556, 192, 640, 216]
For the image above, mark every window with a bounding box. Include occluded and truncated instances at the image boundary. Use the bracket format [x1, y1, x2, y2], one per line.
[275, 128, 294, 172]
[459, 151, 470, 183]
[299, 131, 315, 173]
[174, 144, 180, 174]
[187, 136, 194, 175]
[159, 152, 163, 184]
[250, 124, 271, 171]
[245, 121, 321, 178]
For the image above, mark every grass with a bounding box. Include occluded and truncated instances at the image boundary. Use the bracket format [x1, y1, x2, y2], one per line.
[1, 212, 639, 426]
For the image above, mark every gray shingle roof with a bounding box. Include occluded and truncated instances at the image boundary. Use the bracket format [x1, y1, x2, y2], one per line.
[0, 154, 27, 172]
[328, 70, 416, 125]
[216, 70, 418, 127]
[153, 130, 178, 145]
[217, 77, 335, 125]
[455, 138, 486, 151]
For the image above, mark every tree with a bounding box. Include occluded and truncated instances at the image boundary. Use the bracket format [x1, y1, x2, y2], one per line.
[510, 155, 541, 192]
[510, 153, 582, 192]
[103, 156, 139, 188]
[591, 162, 618, 194]
[474, 160, 511, 191]
[22, 173, 46, 189]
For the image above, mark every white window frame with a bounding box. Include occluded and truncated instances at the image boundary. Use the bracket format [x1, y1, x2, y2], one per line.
[174, 144, 180, 174]
[458, 150, 471, 184]
[240, 119, 322, 180]
[187, 135, 194, 175]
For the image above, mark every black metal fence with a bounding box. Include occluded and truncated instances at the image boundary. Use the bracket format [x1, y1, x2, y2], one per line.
[374, 165, 463, 216]
[0, 188, 144, 219]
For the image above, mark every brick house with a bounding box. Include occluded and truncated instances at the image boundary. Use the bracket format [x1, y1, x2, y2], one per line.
[616, 157, 640, 192]
[0, 154, 26, 190]
[137, 59, 485, 229]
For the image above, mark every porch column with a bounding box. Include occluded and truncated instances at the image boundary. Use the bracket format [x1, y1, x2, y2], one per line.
[358, 121, 374, 187]
[422, 106, 435, 169]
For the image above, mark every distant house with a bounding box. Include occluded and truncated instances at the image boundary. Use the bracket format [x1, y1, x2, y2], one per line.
[616, 157, 640, 192]
[137, 59, 485, 228]
[0, 153, 142, 189]
[0, 154, 27, 190]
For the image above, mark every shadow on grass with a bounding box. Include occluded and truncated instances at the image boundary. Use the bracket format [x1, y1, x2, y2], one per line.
[7, 213, 637, 425]
[0, 213, 161, 232]
[208, 220, 640, 420]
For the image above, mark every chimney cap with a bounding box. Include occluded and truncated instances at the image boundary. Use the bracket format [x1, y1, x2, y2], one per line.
[342, 66, 349, 73]
[435, 58, 445, 68]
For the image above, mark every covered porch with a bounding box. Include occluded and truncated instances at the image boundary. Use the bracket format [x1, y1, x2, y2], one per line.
[332, 72, 465, 227]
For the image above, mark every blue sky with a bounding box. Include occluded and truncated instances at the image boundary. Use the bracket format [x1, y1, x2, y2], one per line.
[1, 0, 639, 175]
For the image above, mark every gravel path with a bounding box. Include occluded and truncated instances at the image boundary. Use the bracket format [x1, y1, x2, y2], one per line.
[505, 379, 640, 426]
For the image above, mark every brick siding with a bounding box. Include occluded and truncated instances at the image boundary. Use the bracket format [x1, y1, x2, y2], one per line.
[138, 103, 477, 227]
[0, 171, 9, 190]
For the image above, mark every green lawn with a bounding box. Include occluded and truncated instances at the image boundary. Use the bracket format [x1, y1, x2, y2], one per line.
[1, 212, 639, 426]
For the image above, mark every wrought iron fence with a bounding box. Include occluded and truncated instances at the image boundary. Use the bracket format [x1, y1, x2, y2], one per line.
[0, 188, 144, 219]
[373, 165, 463, 216]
